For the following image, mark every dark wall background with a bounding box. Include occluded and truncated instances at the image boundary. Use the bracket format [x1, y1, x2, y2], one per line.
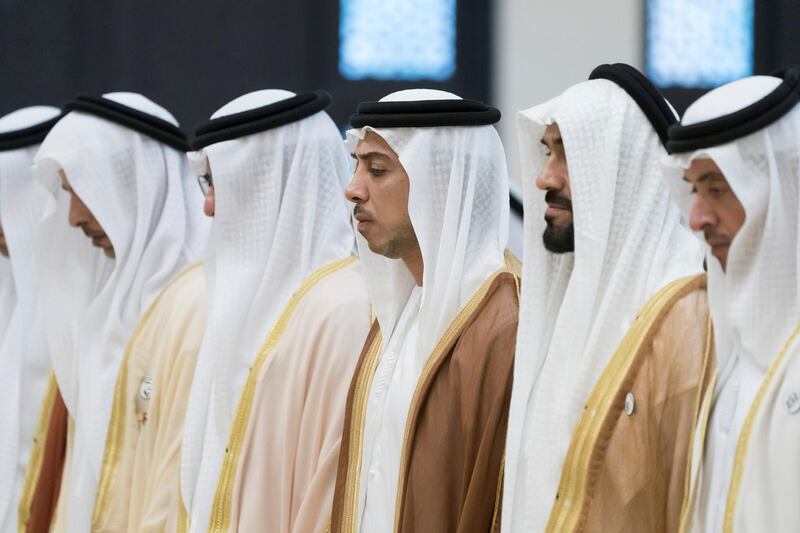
[0, 0, 492, 131]
[656, 0, 800, 114]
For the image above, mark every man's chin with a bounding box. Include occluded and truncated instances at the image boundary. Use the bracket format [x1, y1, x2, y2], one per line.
[542, 223, 575, 254]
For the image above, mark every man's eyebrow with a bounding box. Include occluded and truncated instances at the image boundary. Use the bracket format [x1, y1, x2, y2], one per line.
[540, 137, 563, 147]
[352, 150, 390, 161]
[683, 171, 724, 183]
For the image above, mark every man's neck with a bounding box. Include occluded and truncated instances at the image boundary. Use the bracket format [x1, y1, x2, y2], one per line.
[402, 247, 424, 286]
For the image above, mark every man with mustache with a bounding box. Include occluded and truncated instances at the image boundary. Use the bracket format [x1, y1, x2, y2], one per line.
[19, 93, 208, 532]
[665, 68, 800, 532]
[503, 64, 710, 532]
[329, 89, 520, 533]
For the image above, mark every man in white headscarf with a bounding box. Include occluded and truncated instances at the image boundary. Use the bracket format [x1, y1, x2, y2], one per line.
[328, 89, 519, 533]
[0, 105, 61, 533]
[18, 93, 208, 533]
[178, 89, 371, 533]
[502, 64, 710, 533]
[664, 67, 800, 532]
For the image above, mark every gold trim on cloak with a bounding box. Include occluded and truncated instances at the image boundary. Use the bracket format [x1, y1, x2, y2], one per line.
[677, 319, 716, 533]
[339, 329, 383, 533]
[544, 274, 709, 533]
[206, 256, 357, 533]
[722, 321, 800, 532]
[391, 267, 512, 532]
[17, 373, 59, 533]
[92, 262, 204, 530]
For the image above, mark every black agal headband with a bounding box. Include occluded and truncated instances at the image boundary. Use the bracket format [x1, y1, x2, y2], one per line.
[589, 63, 678, 151]
[63, 94, 189, 151]
[349, 97, 501, 128]
[0, 111, 62, 152]
[192, 91, 331, 150]
[667, 65, 800, 154]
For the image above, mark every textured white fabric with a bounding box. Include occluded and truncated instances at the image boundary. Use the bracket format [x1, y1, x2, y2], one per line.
[180, 90, 356, 532]
[32, 92, 203, 532]
[503, 79, 704, 532]
[697, 355, 761, 533]
[662, 76, 800, 532]
[0, 106, 61, 533]
[346, 88, 509, 361]
[358, 286, 422, 532]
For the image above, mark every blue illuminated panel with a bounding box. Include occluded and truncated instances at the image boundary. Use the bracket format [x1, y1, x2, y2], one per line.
[647, 0, 754, 88]
[339, 0, 456, 81]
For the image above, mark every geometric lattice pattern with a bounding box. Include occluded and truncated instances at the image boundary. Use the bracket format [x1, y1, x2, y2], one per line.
[339, 0, 456, 81]
[647, 0, 754, 88]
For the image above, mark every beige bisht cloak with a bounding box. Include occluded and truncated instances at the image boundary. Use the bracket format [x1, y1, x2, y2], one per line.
[92, 263, 207, 532]
[545, 274, 714, 533]
[20, 264, 206, 533]
[204, 258, 371, 533]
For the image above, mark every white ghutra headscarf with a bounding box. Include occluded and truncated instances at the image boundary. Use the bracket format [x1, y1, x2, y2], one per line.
[0, 105, 61, 532]
[180, 90, 356, 531]
[345, 89, 510, 352]
[662, 75, 800, 377]
[33, 92, 204, 532]
[503, 79, 704, 531]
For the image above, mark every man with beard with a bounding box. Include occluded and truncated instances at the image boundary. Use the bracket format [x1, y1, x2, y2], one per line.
[503, 64, 710, 533]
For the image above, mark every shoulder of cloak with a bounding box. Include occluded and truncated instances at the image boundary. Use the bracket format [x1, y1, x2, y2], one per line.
[132, 262, 208, 353]
[451, 271, 520, 366]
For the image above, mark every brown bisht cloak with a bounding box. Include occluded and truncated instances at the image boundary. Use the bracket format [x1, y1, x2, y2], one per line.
[330, 269, 519, 533]
[545, 274, 715, 533]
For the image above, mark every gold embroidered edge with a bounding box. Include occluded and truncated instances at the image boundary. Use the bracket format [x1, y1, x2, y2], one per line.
[17, 373, 58, 532]
[208, 256, 357, 533]
[677, 315, 716, 533]
[339, 328, 383, 533]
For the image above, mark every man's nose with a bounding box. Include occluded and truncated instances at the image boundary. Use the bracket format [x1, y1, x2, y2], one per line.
[535, 160, 562, 192]
[345, 172, 367, 204]
[689, 194, 717, 232]
[67, 193, 89, 228]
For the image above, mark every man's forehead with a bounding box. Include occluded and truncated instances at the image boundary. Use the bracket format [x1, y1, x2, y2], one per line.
[355, 131, 394, 157]
[683, 158, 727, 182]
[544, 122, 561, 136]
[540, 122, 563, 146]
